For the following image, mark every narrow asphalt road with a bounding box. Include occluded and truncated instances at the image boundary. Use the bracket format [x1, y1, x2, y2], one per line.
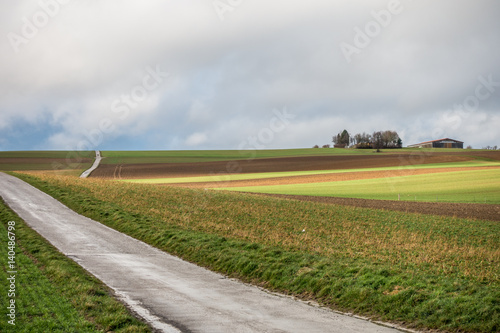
[80, 150, 102, 178]
[0, 172, 403, 333]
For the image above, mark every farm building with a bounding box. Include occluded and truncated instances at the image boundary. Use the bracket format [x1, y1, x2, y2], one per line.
[408, 138, 464, 149]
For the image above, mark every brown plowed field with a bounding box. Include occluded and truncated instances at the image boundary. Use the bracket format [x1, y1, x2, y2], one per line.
[447, 150, 500, 161]
[91, 153, 473, 179]
[248, 193, 500, 222]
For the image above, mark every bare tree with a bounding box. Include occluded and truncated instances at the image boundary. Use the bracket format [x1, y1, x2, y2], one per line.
[381, 130, 401, 148]
[353, 132, 372, 148]
[372, 131, 383, 151]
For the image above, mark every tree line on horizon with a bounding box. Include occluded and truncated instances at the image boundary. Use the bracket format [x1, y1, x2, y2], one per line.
[323, 129, 402, 150]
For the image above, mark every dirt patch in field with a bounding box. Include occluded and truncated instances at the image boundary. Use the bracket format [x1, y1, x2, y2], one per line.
[172, 166, 500, 188]
[91, 153, 473, 179]
[248, 193, 500, 222]
[450, 150, 500, 161]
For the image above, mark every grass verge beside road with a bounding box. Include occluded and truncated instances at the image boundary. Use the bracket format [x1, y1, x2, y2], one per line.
[13, 172, 500, 332]
[0, 198, 151, 333]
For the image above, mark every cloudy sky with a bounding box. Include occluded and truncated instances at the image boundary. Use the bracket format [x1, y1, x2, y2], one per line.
[1, 0, 499, 151]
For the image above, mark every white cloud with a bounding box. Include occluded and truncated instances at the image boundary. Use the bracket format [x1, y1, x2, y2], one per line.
[0, 0, 499, 150]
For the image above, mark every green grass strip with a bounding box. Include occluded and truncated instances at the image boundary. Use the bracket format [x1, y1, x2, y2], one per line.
[13, 172, 500, 332]
[99, 148, 494, 165]
[100, 148, 382, 164]
[0, 199, 151, 333]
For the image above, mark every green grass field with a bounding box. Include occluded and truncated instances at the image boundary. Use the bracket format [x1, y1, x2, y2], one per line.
[99, 148, 373, 164]
[13, 172, 500, 332]
[0, 199, 150, 333]
[100, 147, 479, 165]
[123, 160, 500, 184]
[224, 168, 500, 204]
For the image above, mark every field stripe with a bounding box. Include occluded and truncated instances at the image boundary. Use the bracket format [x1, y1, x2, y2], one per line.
[121, 160, 500, 184]
[221, 168, 500, 204]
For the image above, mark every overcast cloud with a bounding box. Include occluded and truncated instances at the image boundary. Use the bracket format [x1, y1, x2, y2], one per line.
[1, 0, 499, 151]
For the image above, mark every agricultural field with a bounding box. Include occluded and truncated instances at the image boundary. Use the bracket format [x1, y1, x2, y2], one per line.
[92, 148, 500, 209]
[1, 148, 500, 332]
[91, 148, 495, 179]
[98, 147, 476, 164]
[123, 160, 500, 185]
[0, 151, 94, 176]
[99, 147, 373, 165]
[224, 167, 500, 204]
[12, 171, 500, 332]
